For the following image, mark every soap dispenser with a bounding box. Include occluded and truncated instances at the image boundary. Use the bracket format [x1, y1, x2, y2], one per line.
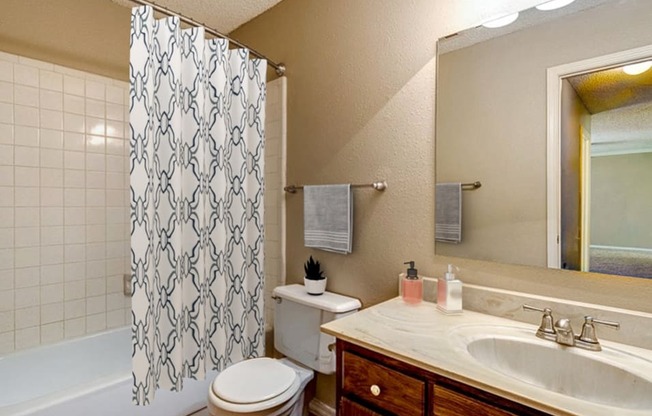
[401, 261, 422, 304]
[437, 264, 462, 314]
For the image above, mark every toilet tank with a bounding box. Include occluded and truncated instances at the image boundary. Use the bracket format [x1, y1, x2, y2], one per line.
[273, 284, 361, 375]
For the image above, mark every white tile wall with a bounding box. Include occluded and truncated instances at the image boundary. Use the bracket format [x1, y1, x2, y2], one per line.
[0, 54, 285, 354]
[0, 51, 130, 355]
[263, 77, 287, 334]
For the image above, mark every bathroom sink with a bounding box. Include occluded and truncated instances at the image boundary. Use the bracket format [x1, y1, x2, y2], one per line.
[452, 325, 652, 410]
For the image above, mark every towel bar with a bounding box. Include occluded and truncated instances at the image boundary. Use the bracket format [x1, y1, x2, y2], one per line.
[284, 181, 387, 193]
[461, 181, 482, 190]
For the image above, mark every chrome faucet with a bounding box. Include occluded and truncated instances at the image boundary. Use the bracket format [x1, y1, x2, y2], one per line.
[553, 318, 575, 346]
[523, 305, 620, 352]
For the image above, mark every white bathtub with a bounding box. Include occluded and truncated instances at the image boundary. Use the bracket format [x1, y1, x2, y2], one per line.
[0, 327, 216, 416]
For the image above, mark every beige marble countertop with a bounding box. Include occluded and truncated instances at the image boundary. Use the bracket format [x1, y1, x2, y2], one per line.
[321, 297, 652, 416]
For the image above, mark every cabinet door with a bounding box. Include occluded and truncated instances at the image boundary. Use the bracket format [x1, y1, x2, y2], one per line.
[340, 397, 384, 416]
[342, 351, 425, 416]
[433, 386, 517, 416]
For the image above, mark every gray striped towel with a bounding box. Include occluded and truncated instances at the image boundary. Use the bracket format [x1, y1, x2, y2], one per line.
[435, 183, 462, 243]
[304, 184, 352, 254]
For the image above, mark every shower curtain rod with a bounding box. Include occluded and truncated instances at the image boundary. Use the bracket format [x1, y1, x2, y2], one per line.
[127, 0, 286, 76]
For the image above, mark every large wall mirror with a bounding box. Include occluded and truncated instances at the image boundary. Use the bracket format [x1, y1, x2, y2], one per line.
[435, 0, 652, 279]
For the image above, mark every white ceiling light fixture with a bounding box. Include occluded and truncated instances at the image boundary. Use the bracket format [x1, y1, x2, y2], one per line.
[623, 61, 652, 76]
[536, 0, 576, 11]
[482, 12, 519, 29]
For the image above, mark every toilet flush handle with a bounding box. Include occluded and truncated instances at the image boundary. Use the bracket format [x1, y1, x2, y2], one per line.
[328, 342, 336, 352]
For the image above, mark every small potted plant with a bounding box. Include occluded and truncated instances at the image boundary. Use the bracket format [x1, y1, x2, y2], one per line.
[303, 255, 327, 295]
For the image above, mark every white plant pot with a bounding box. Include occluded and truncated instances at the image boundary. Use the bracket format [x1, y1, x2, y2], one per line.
[304, 277, 327, 295]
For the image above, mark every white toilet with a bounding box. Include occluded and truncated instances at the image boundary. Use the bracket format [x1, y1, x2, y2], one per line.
[207, 284, 361, 416]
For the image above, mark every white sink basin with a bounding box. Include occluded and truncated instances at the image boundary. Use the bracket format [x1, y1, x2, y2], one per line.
[452, 325, 652, 410]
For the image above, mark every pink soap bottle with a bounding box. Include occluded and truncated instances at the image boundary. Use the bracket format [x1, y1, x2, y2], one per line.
[402, 261, 422, 304]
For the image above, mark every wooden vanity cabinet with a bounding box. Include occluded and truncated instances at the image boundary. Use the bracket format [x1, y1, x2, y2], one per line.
[432, 383, 522, 416]
[340, 397, 384, 416]
[336, 340, 549, 416]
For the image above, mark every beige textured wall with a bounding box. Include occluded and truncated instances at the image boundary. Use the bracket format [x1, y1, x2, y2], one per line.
[435, 0, 652, 267]
[231, 0, 652, 407]
[591, 152, 652, 248]
[0, 0, 130, 80]
[233, 0, 546, 306]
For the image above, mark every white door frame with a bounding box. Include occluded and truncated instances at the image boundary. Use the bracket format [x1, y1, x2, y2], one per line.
[579, 125, 591, 272]
[546, 44, 652, 269]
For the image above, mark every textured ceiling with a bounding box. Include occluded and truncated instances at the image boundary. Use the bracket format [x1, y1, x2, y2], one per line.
[570, 65, 652, 154]
[111, 0, 283, 33]
[590, 101, 652, 155]
[568, 65, 652, 114]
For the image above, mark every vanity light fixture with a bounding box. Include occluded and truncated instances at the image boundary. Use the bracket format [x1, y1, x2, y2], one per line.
[481, 12, 519, 29]
[535, 0, 576, 11]
[623, 61, 652, 75]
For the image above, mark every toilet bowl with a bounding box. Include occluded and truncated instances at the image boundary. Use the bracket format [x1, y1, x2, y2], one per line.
[207, 358, 313, 416]
[206, 284, 361, 416]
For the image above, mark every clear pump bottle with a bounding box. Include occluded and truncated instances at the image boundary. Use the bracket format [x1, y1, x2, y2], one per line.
[401, 261, 422, 304]
[437, 264, 463, 314]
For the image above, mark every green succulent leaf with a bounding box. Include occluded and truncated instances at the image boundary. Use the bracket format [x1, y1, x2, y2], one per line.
[304, 255, 325, 280]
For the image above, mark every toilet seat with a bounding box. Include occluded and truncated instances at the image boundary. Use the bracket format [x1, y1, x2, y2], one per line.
[210, 358, 301, 413]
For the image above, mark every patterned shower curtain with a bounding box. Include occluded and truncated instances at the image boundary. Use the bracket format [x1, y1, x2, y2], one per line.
[129, 6, 266, 405]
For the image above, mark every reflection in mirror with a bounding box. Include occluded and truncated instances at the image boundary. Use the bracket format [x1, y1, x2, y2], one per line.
[560, 63, 652, 278]
[435, 0, 652, 278]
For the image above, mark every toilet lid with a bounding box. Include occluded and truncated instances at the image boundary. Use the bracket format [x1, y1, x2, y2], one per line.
[212, 358, 297, 404]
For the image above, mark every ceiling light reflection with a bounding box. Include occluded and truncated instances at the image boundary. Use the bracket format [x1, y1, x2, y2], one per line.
[623, 61, 652, 76]
[536, 0, 576, 11]
[482, 12, 519, 29]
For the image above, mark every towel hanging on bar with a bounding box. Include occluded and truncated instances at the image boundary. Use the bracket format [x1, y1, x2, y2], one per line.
[303, 184, 353, 254]
[436, 183, 462, 243]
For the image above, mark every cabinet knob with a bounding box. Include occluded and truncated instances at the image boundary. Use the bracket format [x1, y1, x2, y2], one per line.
[370, 384, 381, 396]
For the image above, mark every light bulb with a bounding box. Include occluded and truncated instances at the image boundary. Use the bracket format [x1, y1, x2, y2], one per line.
[482, 12, 519, 29]
[623, 61, 652, 76]
[536, 0, 576, 11]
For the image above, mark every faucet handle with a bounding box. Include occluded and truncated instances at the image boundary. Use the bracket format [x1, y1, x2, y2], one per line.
[523, 304, 556, 339]
[578, 316, 620, 347]
[592, 317, 620, 330]
[523, 304, 548, 313]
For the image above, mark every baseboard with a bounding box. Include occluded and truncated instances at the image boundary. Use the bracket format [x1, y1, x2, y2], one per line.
[308, 398, 336, 416]
[590, 245, 652, 254]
